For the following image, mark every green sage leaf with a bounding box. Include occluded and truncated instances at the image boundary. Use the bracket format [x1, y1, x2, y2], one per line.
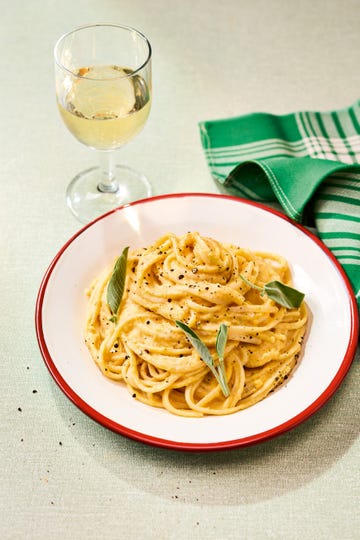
[175, 320, 215, 370]
[216, 323, 228, 360]
[215, 324, 230, 398]
[175, 320, 230, 398]
[107, 246, 129, 317]
[240, 274, 304, 309]
[264, 280, 305, 308]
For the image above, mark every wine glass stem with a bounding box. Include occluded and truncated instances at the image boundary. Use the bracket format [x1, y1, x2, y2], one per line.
[97, 151, 119, 193]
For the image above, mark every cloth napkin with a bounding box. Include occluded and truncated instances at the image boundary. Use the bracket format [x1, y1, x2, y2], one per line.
[199, 102, 360, 311]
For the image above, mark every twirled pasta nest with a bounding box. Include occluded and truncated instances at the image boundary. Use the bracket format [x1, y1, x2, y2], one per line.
[85, 232, 307, 417]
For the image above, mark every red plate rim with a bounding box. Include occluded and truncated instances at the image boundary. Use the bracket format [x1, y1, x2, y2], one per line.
[35, 192, 359, 452]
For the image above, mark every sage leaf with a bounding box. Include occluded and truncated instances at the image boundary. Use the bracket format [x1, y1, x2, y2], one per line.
[175, 320, 230, 398]
[239, 273, 304, 309]
[264, 281, 305, 309]
[175, 321, 215, 371]
[215, 324, 230, 398]
[216, 323, 228, 359]
[107, 246, 129, 317]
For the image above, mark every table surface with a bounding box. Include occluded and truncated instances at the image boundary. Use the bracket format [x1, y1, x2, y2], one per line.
[1, 1, 359, 539]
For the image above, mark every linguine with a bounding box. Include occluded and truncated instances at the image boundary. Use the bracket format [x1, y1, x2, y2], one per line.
[84, 232, 307, 417]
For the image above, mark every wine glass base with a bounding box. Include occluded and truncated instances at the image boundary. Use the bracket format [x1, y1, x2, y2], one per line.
[66, 165, 152, 223]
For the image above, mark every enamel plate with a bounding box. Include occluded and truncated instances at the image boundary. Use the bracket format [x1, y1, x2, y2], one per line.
[35, 194, 359, 451]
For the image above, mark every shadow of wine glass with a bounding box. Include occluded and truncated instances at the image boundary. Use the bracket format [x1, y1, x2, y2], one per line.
[53, 357, 359, 506]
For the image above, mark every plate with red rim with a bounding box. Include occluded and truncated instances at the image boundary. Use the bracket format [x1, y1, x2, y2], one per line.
[35, 193, 359, 451]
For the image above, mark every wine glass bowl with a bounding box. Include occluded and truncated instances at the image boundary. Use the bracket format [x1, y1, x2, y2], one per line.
[54, 24, 152, 223]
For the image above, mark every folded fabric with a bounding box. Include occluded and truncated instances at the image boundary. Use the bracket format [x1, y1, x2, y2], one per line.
[199, 102, 360, 310]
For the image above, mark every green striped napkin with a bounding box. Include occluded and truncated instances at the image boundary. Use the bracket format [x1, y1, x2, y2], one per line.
[199, 102, 360, 310]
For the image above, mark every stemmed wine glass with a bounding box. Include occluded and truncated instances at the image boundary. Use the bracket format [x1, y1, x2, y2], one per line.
[54, 24, 152, 223]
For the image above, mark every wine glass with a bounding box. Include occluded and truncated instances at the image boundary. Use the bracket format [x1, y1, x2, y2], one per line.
[54, 24, 152, 223]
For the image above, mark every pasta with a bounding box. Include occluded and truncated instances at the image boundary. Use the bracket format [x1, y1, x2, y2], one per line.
[85, 232, 307, 417]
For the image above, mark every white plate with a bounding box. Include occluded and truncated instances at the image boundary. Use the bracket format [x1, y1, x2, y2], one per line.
[35, 193, 359, 451]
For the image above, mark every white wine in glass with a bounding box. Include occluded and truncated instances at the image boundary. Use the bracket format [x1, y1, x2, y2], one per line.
[54, 24, 152, 223]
